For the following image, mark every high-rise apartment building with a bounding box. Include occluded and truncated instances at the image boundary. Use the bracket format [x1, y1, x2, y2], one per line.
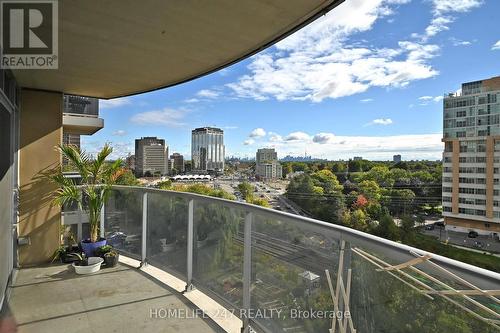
[191, 127, 225, 174]
[169, 153, 185, 174]
[393, 154, 402, 163]
[442, 76, 500, 235]
[62, 95, 102, 149]
[62, 95, 103, 165]
[135, 137, 168, 177]
[256, 148, 282, 180]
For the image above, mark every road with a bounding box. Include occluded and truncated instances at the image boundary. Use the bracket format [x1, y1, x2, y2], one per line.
[421, 227, 500, 253]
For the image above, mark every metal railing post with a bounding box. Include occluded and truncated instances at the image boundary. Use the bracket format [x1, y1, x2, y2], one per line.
[242, 211, 253, 333]
[185, 199, 194, 292]
[141, 192, 148, 266]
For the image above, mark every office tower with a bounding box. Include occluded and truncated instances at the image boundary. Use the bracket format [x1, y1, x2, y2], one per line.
[135, 137, 168, 177]
[393, 155, 402, 163]
[442, 76, 500, 235]
[169, 153, 185, 174]
[191, 127, 225, 174]
[255, 148, 282, 180]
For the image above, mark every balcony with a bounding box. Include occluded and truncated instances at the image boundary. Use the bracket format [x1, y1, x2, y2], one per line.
[12, 185, 499, 333]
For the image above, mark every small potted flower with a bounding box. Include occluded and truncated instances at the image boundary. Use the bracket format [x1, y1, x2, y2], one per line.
[103, 250, 119, 267]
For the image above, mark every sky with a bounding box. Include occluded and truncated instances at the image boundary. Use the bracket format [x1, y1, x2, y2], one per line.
[83, 0, 500, 161]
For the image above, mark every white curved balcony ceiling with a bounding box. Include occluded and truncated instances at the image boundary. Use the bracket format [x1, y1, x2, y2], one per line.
[11, 0, 343, 99]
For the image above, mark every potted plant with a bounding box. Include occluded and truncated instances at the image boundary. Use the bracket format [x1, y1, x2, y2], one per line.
[50, 144, 126, 257]
[72, 253, 104, 274]
[95, 245, 113, 258]
[103, 250, 119, 267]
[52, 227, 82, 263]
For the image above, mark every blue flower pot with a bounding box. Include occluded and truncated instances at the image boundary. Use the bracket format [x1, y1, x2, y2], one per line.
[80, 238, 107, 257]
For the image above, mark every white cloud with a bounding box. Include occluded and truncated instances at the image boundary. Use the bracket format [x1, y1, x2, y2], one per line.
[418, 95, 443, 105]
[360, 98, 374, 103]
[423, 0, 482, 39]
[372, 118, 393, 125]
[258, 132, 443, 160]
[450, 37, 472, 46]
[492, 40, 500, 51]
[243, 139, 255, 146]
[100, 97, 132, 109]
[196, 89, 219, 98]
[227, 0, 440, 102]
[112, 130, 127, 136]
[285, 131, 311, 142]
[130, 108, 188, 127]
[184, 98, 200, 103]
[249, 128, 266, 138]
[313, 133, 335, 144]
[268, 132, 283, 142]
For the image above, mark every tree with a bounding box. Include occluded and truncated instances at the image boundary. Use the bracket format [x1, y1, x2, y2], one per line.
[358, 180, 382, 201]
[238, 182, 254, 200]
[375, 211, 399, 241]
[50, 144, 126, 243]
[342, 209, 368, 231]
[116, 169, 140, 186]
[400, 215, 416, 243]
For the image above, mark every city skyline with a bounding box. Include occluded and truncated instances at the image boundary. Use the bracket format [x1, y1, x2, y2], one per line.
[82, 0, 500, 161]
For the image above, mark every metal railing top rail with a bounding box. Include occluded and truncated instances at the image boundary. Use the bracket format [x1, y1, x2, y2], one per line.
[110, 185, 500, 283]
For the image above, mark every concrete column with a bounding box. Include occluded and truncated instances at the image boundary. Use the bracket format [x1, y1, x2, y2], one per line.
[18, 89, 62, 266]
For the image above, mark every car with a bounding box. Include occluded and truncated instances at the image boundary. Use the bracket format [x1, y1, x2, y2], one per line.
[425, 224, 435, 230]
[468, 231, 478, 238]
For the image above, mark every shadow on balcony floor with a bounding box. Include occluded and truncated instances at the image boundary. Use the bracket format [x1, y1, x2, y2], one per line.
[7, 263, 223, 333]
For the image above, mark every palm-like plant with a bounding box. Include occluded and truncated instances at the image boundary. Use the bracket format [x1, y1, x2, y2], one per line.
[51, 144, 126, 243]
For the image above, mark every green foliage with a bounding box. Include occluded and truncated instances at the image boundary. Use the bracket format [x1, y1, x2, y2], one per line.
[157, 180, 172, 190]
[374, 211, 399, 241]
[115, 169, 140, 186]
[172, 183, 236, 200]
[49, 144, 126, 242]
[237, 181, 254, 200]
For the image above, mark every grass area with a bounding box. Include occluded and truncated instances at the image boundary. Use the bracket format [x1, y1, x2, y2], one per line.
[407, 233, 500, 273]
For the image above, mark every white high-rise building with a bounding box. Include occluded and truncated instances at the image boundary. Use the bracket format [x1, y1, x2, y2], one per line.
[442, 76, 500, 235]
[256, 148, 282, 180]
[191, 127, 225, 174]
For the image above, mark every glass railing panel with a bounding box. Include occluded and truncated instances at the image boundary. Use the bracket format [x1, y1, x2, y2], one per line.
[103, 188, 143, 259]
[250, 212, 342, 333]
[192, 199, 246, 308]
[250, 211, 499, 333]
[146, 191, 188, 280]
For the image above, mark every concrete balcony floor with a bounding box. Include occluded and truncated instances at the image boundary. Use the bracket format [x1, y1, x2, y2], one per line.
[7, 263, 222, 333]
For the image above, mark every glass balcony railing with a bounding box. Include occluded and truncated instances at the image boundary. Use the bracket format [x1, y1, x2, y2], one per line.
[69, 185, 500, 333]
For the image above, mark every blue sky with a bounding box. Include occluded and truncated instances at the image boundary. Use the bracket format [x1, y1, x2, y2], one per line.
[84, 0, 500, 161]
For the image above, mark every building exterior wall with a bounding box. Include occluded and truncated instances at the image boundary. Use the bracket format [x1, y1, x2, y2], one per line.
[191, 127, 224, 173]
[135, 137, 168, 176]
[18, 89, 62, 266]
[442, 76, 500, 234]
[170, 153, 184, 173]
[256, 148, 282, 180]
